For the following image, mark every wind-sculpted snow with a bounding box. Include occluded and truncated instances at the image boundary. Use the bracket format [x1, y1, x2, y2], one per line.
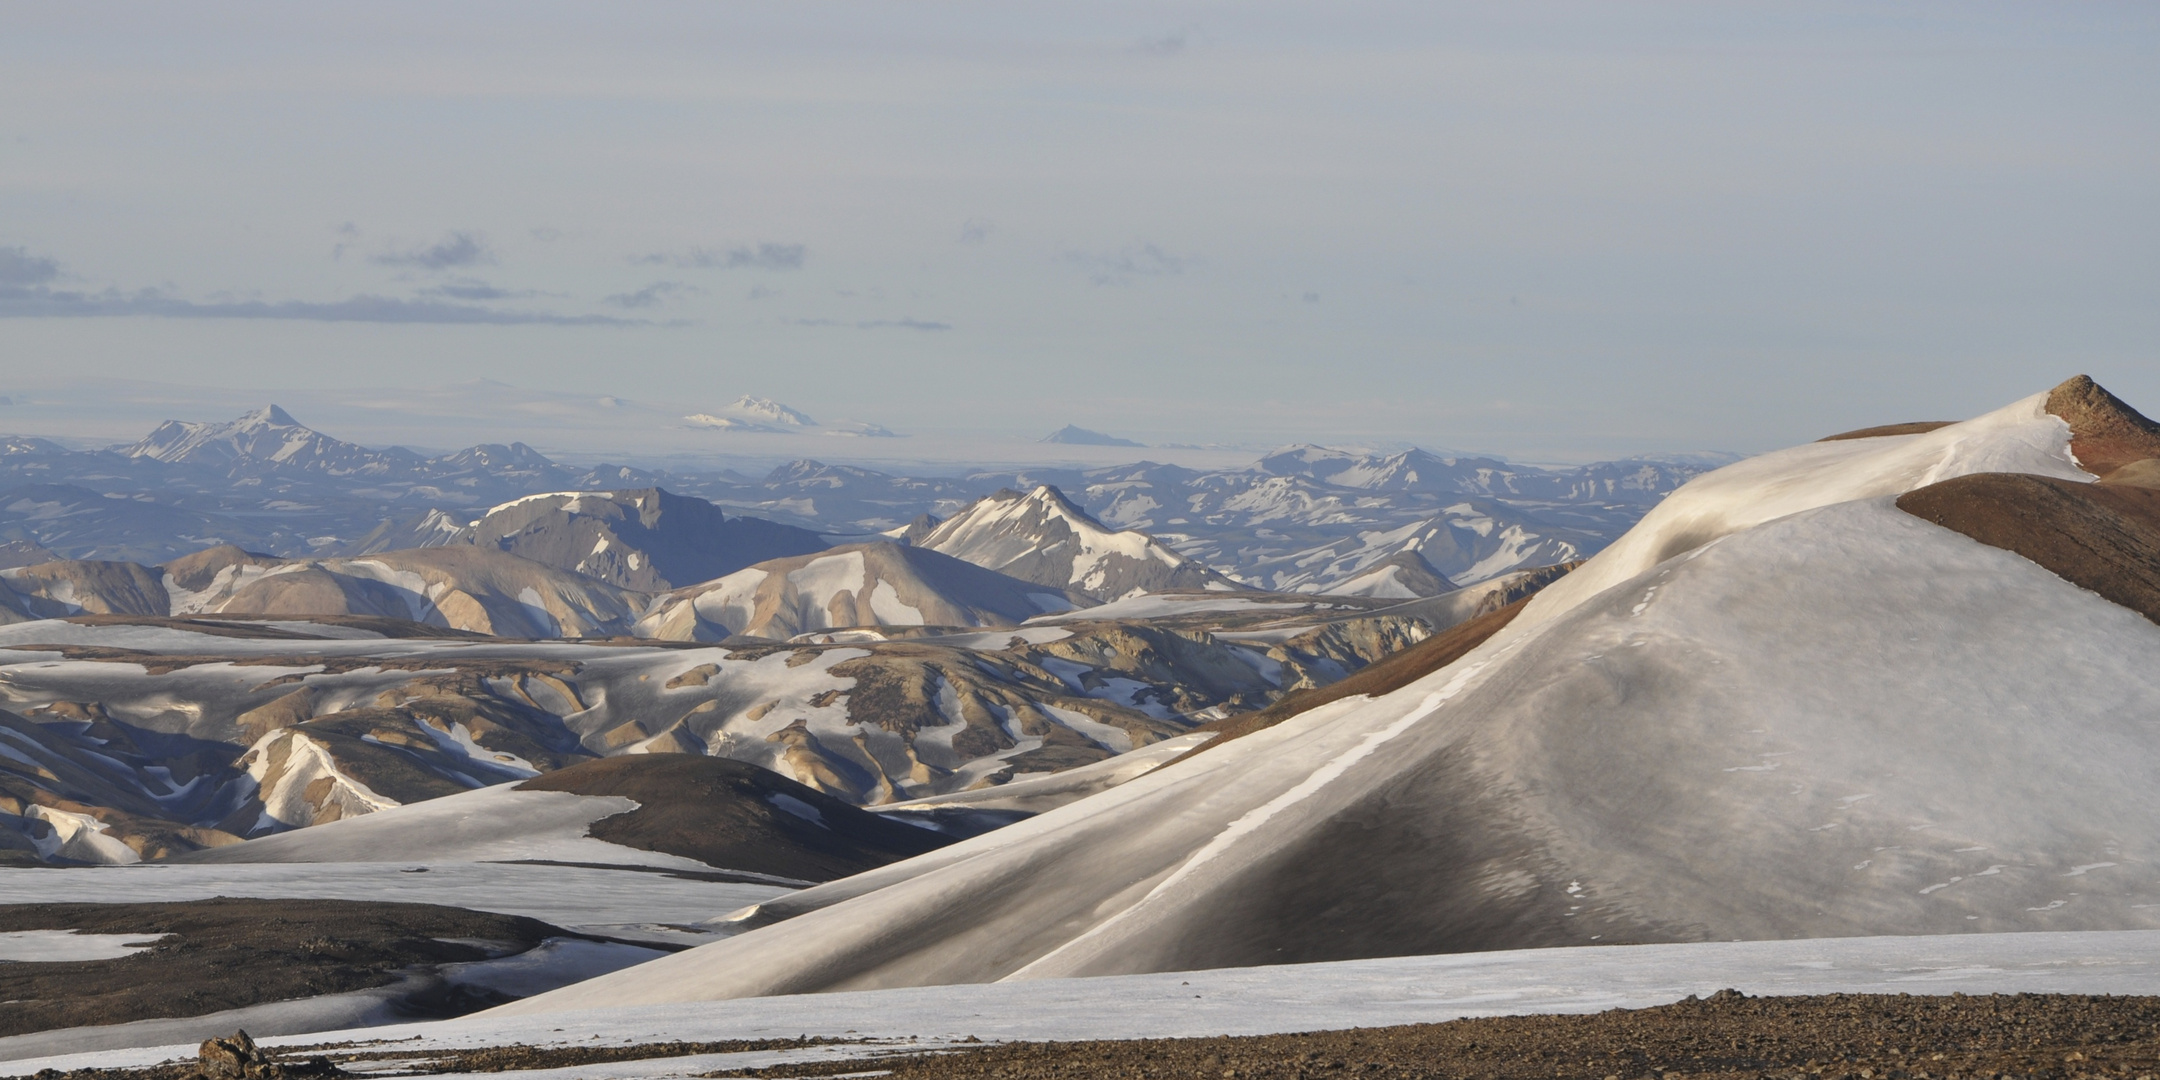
[496, 380, 2160, 1009]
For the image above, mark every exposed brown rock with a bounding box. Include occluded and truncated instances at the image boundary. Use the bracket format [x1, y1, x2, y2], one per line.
[2046, 374, 2160, 476]
[2102, 458, 2160, 490]
[1816, 420, 1955, 442]
[516, 755, 953, 881]
[197, 1029, 338, 1079]
[1896, 471, 2160, 624]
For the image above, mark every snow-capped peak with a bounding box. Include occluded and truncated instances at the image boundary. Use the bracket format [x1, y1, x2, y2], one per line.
[918, 484, 1233, 601]
[728, 396, 816, 427]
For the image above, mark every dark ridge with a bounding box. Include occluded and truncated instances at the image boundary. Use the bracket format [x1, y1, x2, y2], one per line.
[60, 614, 491, 640]
[0, 898, 572, 1037]
[1173, 596, 1531, 762]
[1897, 471, 2160, 625]
[1816, 421, 1955, 442]
[2046, 374, 2160, 476]
[517, 755, 954, 882]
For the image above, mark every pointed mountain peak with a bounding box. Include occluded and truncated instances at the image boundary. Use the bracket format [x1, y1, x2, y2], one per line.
[2048, 375, 2160, 475]
[243, 404, 301, 428]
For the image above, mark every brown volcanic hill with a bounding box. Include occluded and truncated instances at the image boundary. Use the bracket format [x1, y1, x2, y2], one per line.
[1817, 421, 1955, 442]
[0, 558, 171, 618]
[1896, 470, 2160, 625]
[517, 755, 955, 882]
[2047, 374, 2160, 475]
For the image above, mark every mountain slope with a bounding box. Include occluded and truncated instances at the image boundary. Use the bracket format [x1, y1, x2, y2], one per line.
[466, 487, 827, 591]
[1321, 549, 1454, 599]
[637, 541, 1082, 641]
[496, 376, 2160, 1011]
[919, 486, 1234, 601]
[182, 755, 954, 882]
[180, 546, 648, 637]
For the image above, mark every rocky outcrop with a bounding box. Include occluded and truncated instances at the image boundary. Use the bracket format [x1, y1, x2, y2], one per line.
[2046, 374, 2160, 475]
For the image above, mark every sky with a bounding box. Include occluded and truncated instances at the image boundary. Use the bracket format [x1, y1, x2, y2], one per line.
[1, 2, 2155, 464]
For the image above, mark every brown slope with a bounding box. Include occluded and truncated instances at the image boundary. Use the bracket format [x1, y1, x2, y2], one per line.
[1816, 421, 1955, 442]
[1173, 596, 1531, 760]
[2047, 374, 2160, 476]
[1896, 471, 2160, 624]
[517, 755, 954, 882]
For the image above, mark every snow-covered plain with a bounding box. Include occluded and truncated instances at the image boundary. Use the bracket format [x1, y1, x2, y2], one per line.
[0, 862, 789, 934]
[16, 930, 2160, 1072]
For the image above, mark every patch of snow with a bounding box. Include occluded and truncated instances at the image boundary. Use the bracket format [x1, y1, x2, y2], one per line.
[0, 929, 167, 963]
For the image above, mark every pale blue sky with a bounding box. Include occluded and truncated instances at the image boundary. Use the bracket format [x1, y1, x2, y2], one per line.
[2, 2, 2155, 461]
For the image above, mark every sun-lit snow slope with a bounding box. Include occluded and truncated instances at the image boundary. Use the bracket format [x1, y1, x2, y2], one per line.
[502, 383, 2160, 1009]
[919, 485, 1236, 601]
[637, 541, 1082, 641]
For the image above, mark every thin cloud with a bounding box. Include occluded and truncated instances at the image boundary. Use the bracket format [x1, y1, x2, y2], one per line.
[372, 231, 494, 270]
[605, 281, 697, 309]
[791, 317, 952, 331]
[419, 278, 545, 302]
[635, 243, 806, 271]
[0, 281, 638, 325]
[1133, 24, 1200, 56]
[959, 219, 997, 245]
[0, 247, 59, 287]
[330, 222, 360, 261]
[1064, 243, 1194, 286]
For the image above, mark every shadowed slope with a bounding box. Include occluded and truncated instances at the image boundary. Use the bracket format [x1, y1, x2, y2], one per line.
[518, 756, 954, 882]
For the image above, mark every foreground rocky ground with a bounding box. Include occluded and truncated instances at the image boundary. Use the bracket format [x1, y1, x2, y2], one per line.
[16, 993, 2160, 1080]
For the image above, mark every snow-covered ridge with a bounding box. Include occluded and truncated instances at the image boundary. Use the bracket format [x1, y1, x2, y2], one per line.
[1508, 390, 2085, 635]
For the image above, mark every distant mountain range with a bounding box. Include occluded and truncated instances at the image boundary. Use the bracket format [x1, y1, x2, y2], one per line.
[0, 405, 1718, 591]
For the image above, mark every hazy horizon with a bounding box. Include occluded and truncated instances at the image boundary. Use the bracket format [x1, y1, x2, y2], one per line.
[5, 2, 2155, 462]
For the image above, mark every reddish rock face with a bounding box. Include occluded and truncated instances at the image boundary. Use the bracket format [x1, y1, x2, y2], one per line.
[2046, 374, 2160, 476]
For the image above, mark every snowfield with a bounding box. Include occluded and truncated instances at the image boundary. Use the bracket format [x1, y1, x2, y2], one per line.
[14, 930, 2160, 1070]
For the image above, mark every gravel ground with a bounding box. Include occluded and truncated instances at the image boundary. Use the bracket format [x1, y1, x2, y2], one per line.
[14, 992, 2160, 1080]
